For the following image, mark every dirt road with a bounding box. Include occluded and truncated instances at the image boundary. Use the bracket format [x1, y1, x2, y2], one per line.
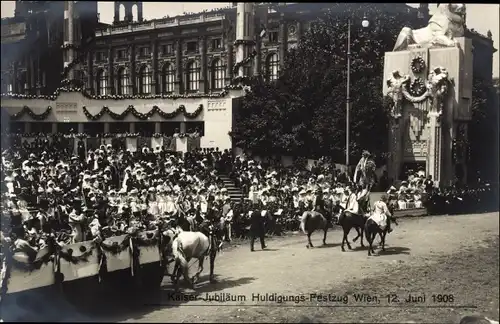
[119, 212, 499, 323]
[3, 213, 499, 323]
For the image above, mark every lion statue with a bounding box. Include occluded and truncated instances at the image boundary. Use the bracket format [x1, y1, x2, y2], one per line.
[393, 4, 466, 51]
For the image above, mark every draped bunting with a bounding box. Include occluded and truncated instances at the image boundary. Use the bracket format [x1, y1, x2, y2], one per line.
[82, 104, 203, 121]
[3, 106, 53, 121]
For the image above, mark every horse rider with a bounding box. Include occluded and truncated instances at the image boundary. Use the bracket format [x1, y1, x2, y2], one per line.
[249, 201, 267, 252]
[356, 184, 371, 216]
[370, 194, 393, 233]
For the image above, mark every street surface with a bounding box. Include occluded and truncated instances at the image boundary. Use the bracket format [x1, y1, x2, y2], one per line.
[2, 212, 499, 323]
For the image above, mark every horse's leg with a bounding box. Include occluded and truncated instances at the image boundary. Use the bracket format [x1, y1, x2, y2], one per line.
[171, 260, 180, 284]
[367, 231, 374, 256]
[371, 232, 377, 255]
[352, 226, 361, 242]
[322, 225, 328, 245]
[192, 257, 204, 287]
[307, 232, 313, 248]
[345, 227, 353, 250]
[360, 226, 365, 247]
[381, 231, 387, 252]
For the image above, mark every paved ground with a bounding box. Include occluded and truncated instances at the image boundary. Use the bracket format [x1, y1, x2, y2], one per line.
[2, 212, 499, 323]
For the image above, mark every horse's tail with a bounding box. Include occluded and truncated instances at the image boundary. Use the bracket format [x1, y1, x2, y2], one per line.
[299, 212, 310, 234]
[173, 240, 189, 269]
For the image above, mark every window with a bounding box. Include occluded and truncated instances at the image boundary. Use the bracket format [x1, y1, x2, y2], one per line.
[117, 67, 129, 95]
[211, 38, 222, 50]
[186, 41, 197, 53]
[269, 31, 279, 43]
[7, 83, 13, 93]
[117, 49, 126, 59]
[137, 65, 152, 94]
[186, 61, 200, 92]
[211, 59, 225, 90]
[162, 44, 173, 55]
[96, 69, 108, 95]
[96, 51, 106, 62]
[140, 46, 150, 57]
[161, 63, 175, 93]
[266, 53, 279, 82]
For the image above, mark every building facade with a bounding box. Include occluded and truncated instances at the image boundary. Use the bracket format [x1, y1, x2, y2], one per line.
[2, 2, 428, 149]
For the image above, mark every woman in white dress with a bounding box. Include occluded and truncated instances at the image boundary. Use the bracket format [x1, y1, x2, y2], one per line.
[157, 186, 167, 215]
[147, 187, 159, 217]
[369, 194, 393, 233]
[165, 187, 176, 215]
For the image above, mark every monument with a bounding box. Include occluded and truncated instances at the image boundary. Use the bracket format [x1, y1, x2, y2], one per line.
[384, 3, 473, 186]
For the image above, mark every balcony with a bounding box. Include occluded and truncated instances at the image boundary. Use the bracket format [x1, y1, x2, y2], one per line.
[95, 13, 226, 38]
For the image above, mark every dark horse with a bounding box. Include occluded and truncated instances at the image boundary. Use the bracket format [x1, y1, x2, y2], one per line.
[300, 210, 331, 248]
[364, 215, 398, 256]
[337, 210, 366, 252]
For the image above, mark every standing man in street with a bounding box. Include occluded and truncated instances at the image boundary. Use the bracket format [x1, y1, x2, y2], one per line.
[250, 201, 267, 252]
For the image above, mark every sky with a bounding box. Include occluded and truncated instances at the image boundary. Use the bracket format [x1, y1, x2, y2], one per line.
[1, 2, 498, 77]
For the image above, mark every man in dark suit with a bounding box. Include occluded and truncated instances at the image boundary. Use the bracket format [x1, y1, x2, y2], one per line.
[250, 202, 267, 252]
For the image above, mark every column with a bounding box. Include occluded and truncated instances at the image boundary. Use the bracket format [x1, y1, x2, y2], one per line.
[25, 56, 31, 94]
[78, 123, 84, 133]
[278, 15, 287, 71]
[104, 122, 110, 133]
[226, 43, 234, 83]
[254, 33, 262, 77]
[152, 41, 158, 94]
[130, 122, 135, 133]
[24, 122, 31, 134]
[86, 51, 93, 94]
[199, 36, 207, 93]
[426, 112, 442, 185]
[36, 55, 42, 95]
[180, 122, 186, 133]
[12, 62, 18, 93]
[52, 123, 57, 134]
[155, 122, 161, 133]
[128, 45, 136, 95]
[388, 117, 404, 182]
[29, 54, 36, 94]
[174, 40, 182, 93]
[108, 46, 114, 95]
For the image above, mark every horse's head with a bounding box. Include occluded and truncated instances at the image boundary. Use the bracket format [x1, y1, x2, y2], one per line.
[161, 227, 180, 253]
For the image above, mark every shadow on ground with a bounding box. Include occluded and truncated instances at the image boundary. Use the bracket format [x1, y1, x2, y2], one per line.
[1, 274, 256, 322]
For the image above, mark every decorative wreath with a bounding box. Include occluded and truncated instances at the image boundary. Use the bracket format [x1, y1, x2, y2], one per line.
[408, 77, 427, 97]
[411, 56, 426, 74]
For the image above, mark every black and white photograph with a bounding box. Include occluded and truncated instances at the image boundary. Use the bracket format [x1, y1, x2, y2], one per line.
[0, 2, 499, 323]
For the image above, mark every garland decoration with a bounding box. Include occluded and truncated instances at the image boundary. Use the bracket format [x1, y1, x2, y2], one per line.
[4, 106, 52, 121]
[411, 56, 426, 74]
[408, 78, 427, 97]
[9, 249, 55, 273]
[135, 231, 159, 248]
[100, 235, 131, 256]
[58, 245, 94, 265]
[1, 88, 229, 100]
[83, 104, 203, 121]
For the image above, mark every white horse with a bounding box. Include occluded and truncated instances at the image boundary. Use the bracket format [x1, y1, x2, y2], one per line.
[162, 227, 217, 289]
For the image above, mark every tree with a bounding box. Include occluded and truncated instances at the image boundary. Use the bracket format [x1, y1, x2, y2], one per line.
[233, 3, 423, 163]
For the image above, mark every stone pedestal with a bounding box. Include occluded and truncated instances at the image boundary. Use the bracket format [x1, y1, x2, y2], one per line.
[383, 37, 473, 186]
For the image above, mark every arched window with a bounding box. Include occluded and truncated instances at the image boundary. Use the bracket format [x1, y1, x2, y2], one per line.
[186, 61, 200, 92]
[117, 67, 129, 95]
[119, 4, 125, 20]
[137, 65, 152, 95]
[132, 4, 138, 22]
[266, 53, 279, 82]
[161, 63, 175, 93]
[210, 59, 225, 90]
[96, 69, 108, 95]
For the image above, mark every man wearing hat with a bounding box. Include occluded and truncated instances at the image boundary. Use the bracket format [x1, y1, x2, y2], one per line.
[249, 201, 267, 252]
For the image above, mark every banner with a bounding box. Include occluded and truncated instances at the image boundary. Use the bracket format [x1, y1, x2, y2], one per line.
[59, 241, 99, 282]
[137, 137, 151, 150]
[103, 235, 131, 272]
[163, 136, 176, 152]
[187, 137, 200, 152]
[112, 137, 126, 151]
[6, 248, 56, 294]
[126, 138, 138, 152]
[151, 137, 162, 149]
[86, 137, 100, 151]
